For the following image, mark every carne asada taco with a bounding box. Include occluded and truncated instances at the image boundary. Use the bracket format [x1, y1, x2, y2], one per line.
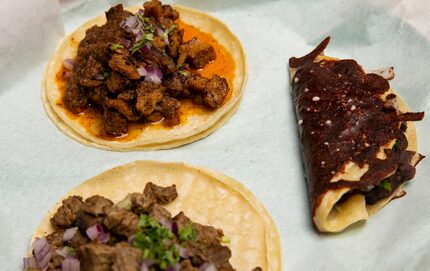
[24, 161, 281, 270]
[42, 0, 247, 151]
[289, 37, 424, 233]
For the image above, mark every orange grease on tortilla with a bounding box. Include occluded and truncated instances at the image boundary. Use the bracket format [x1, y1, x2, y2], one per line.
[55, 19, 235, 142]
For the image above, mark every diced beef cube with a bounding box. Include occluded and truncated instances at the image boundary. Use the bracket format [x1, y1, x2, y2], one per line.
[105, 98, 140, 121]
[187, 73, 209, 92]
[46, 230, 65, 249]
[202, 75, 229, 108]
[140, 49, 176, 73]
[252, 267, 263, 271]
[130, 193, 155, 214]
[63, 80, 88, 113]
[111, 242, 141, 271]
[117, 89, 136, 101]
[204, 244, 234, 271]
[87, 86, 107, 106]
[152, 36, 166, 51]
[143, 0, 178, 20]
[105, 4, 132, 25]
[178, 38, 216, 69]
[167, 28, 184, 58]
[163, 72, 187, 97]
[103, 208, 138, 238]
[102, 108, 128, 136]
[193, 223, 223, 245]
[81, 196, 114, 216]
[76, 211, 105, 232]
[79, 56, 105, 87]
[50, 196, 84, 229]
[173, 211, 192, 228]
[144, 182, 178, 204]
[159, 97, 181, 126]
[149, 204, 172, 226]
[107, 72, 131, 93]
[69, 229, 90, 248]
[79, 242, 114, 271]
[136, 81, 164, 115]
[109, 50, 140, 80]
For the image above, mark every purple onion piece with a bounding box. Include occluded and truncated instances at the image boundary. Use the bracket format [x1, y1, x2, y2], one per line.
[137, 67, 148, 77]
[125, 15, 138, 28]
[138, 9, 145, 15]
[156, 26, 170, 46]
[178, 246, 189, 258]
[159, 218, 172, 231]
[63, 58, 75, 70]
[199, 262, 216, 271]
[139, 43, 151, 54]
[32, 237, 52, 270]
[122, 39, 132, 49]
[85, 224, 102, 240]
[61, 257, 80, 271]
[62, 227, 78, 242]
[171, 221, 178, 236]
[98, 231, 110, 244]
[140, 260, 154, 271]
[23, 257, 38, 270]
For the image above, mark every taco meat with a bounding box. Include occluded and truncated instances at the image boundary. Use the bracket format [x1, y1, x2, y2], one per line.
[25, 182, 262, 271]
[62, 0, 230, 137]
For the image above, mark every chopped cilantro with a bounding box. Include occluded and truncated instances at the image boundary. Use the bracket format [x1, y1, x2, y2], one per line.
[178, 70, 188, 77]
[178, 223, 196, 243]
[164, 24, 176, 38]
[133, 214, 180, 269]
[379, 180, 392, 192]
[110, 43, 124, 50]
[176, 63, 184, 69]
[103, 71, 110, 78]
[393, 140, 400, 151]
[131, 36, 152, 54]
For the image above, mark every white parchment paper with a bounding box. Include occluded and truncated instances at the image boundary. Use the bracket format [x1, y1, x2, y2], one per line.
[1, 0, 429, 270]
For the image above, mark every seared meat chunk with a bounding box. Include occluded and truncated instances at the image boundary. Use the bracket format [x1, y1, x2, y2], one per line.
[112, 243, 141, 271]
[149, 204, 172, 226]
[167, 28, 184, 58]
[203, 75, 229, 108]
[103, 208, 139, 238]
[252, 268, 263, 271]
[88, 86, 107, 106]
[105, 99, 140, 121]
[81, 196, 114, 216]
[178, 38, 216, 69]
[76, 211, 105, 232]
[130, 192, 155, 214]
[173, 211, 191, 228]
[140, 49, 176, 73]
[103, 109, 128, 136]
[144, 182, 178, 204]
[186, 241, 234, 271]
[163, 71, 187, 97]
[152, 36, 167, 51]
[194, 223, 223, 245]
[136, 81, 164, 115]
[46, 230, 65, 249]
[144, 0, 179, 20]
[109, 50, 140, 80]
[79, 242, 114, 271]
[50, 196, 84, 229]
[117, 89, 136, 101]
[187, 73, 209, 92]
[159, 97, 181, 126]
[69, 229, 90, 248]
[63, 80, 87, 113]
[107, 71, 131, 93]
[181, 259, 199, 271]
[79, 56, 105, 87]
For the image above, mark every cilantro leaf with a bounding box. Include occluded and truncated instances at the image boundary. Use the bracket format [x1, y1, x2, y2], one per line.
[379, 180, 392, 192]
[178, 70, 188, 77]
[103, 71, 110, 78]
[178, 223, 196, 243]
[110, 43, 124, 50]
[221, 236, 231, 244]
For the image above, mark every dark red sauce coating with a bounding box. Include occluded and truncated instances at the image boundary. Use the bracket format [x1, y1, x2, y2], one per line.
[289, 38, 424, 212]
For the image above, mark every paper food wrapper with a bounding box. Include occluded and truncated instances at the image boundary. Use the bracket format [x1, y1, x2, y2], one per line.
[0, 0, 429, 270]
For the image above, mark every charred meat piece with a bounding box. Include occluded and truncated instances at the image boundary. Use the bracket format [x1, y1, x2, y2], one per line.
[144, 182, 178, 204]
[79, 242, 115, 271]
[117, 89, 136, 101]
[143, 0, 179, 20]
[46, 230, 65, 250]
[187, 73, 209, 92]
[193, 223, 223, 245]
[50, 196, 84, 229]
[202, 75, 229, 108]
[69, 229, 90, 248]
[167, 28, 184, 58]
[130, 192, 155, 214]
[159, 97, 181, 126]
[152, 36, 167, 51]
[140, 48, 176, 73]
[149, 204, 172, 225]
[178, 38, 216, 69]
[136, 81, 164, 115]
[106, 71, 131, 93]
[79, 56, 105, 88]
[112, 243, 141, 271]
[76, 211, 105, 232]
[81, 196, 114, 216]
[163, 71, 187, 97]
[102, 108, 128, 136]
[88, 86, 107, 106]
[109, 50, 140, 80]
[103, 208, 139, 238]
[63, 81, 88, 113]
[105, 98, 141, 121]
[186, 241, 234, 271]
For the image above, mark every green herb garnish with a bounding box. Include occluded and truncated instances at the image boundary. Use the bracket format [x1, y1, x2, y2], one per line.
[163, 24, 176, 39]
[221, 236, 231, 244]
[178, 223, 196, 243]
[133, 214, 180, 269]
[110, 43, 124, 50]
[178, 70, 188, 77]
[379, 180, 392, 192]
[393, 140, 400, 151]
[103, 71, 110, 78]
[131, 33, 154, 54]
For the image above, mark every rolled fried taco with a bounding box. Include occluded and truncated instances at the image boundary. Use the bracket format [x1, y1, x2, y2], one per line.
[24, 161, 281, 270]
[289, 37, 424, 233]
[42, 0, 246, 151]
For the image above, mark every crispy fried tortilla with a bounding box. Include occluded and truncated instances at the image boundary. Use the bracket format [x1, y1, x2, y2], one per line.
[30, 161, 281, 270]
[289, 37, 424, 233]
[42, 3, 247, 151]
